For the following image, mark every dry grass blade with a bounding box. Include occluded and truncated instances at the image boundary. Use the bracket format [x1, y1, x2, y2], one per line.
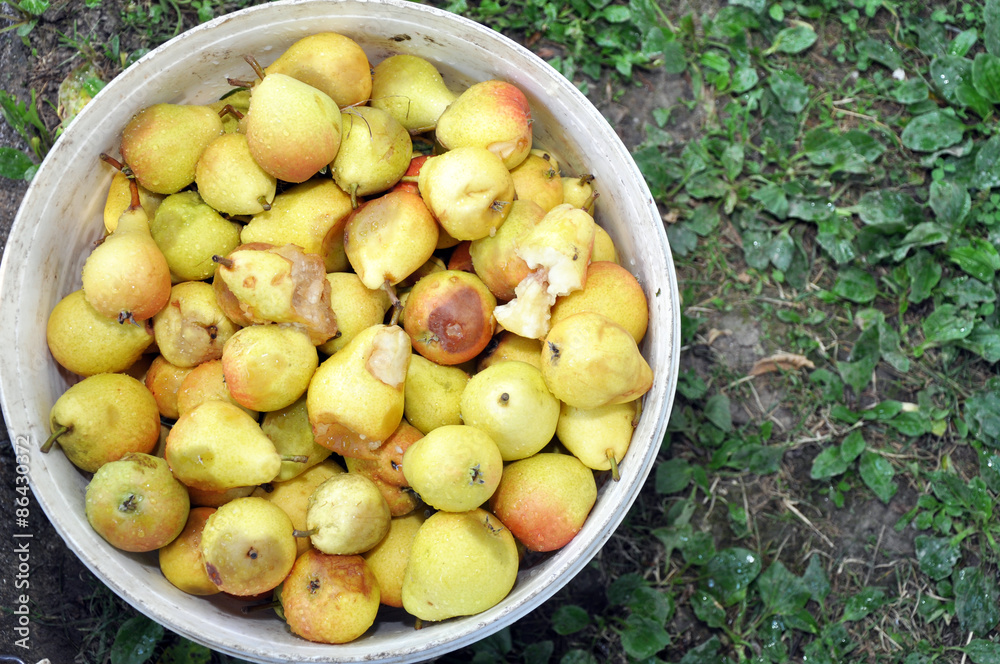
[749, 352, 816, 376]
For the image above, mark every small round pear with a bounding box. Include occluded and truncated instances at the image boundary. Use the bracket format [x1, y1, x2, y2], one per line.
[279, 550, 380, 644]
[150, 191, 242, 282]
[103, 170, 163, 234]
[331, 106, 413, 201]
[363, 510, 427, 607]
[435, 80, 533, 170]
[401, 508, 518, 621]
[550, 261, 649, 343]
[176, 359, 257, 419]
[200, 496, 297, 596]
[510, 149, 563, 212]
[417, 147, 515, 241]
[194, 132, 277, 215]
[557, 399, 638, 473]
[221, 324, 319, 412]
[403, 354, 469, 434]
[45, 373, 160, 473]
[152, 281, 239, 369]
[144, 355, 194, 420]
[265, 32, 372, 108]
[317, 272, 393, 356]
[401, 424, 503, 512]
[260, 396, 332, 483]
[371, 54, 457, 132]
[254, 459, 344, 557]
[460, 360, 559, 461]
[305, 472, 391, 555]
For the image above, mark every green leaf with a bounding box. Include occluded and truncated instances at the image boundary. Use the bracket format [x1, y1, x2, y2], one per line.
[855, 190, 922, 230]
[949, 239, 1000, 282]
[965, 639, 1000, 664]
[619, 614, 670, 659]
[731, 66, 759, 93]
[915, 535, 961, 580]
[856, 38, 903, 70]
[158, 639, 211, 664]
[922, 304, 975, 344]
[524, 641, 555, 664]
[988, 0, 1000, 56]
[0, 147, 36, 181]
[655, 458, 692, 494]
[783, 606, 820, 634]
[690, 588, 727, 628]
[859, 450, 897, 503]
[560, 650, 598, 664]
[551, 605, 590, 635]
[840, 429, 865, 463]
[705, 548, 762, 606]
[18, 0, 48, 16]
[902, 110, 966, 152]
[729, 0, 766, 12]
[930, 55, 973, 107]
[704, 393, 733, 432]
[768, 25, 817, 54]
[974, 53, 1000, 103]
[954, 566, 1000, 636]
[950, 29, 979, 57]
[757, 561, 810, 614]
[810, 445, 850, 479]
[768, 70, 809, 114]
[894, 78, 929, 104]
[832, 266, 877, 303]
[802, 556, 830, 602]
[906, 250, 942, 303]
[975, 135, 1000, 190]
[628, 586, 675, 624]
[929, 180, 970, 226]
[685, 171, 728, 199]
[842, 587, 886, 621]
[601, 5, 631, 22]
[687, 205, 721, 236]
[679, 637, 726, 664]
[968, 379, 1000, 447]
[110, 615, 164, 664]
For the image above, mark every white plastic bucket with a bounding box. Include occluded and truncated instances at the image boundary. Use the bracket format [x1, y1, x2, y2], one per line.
[0, 0, 680, 660]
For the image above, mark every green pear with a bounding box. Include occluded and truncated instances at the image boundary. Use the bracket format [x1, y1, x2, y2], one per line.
[240, 179, 354, 272]
[221, 324, 318, 412]
[44, 373, 160, 473]
[540, 312, 653, 409]
[307, 324, 411, 459]
[118, 103, 223, 195]
[435, 79, 533, 169]
[200, 496, 297, 596]
[214, 243, 338, 345]
[103, 170, 163, 234]
[343, 189, 439, 290]
[331, 106, 413, 202]
[279, 550, 380, 644]
[46, 289, 154, 377]
[194, 132, 277, 215]
[401, 508, 518, 621]
[403, 354, 469, 434]
[459, 360, 559, 461]
[149, 191, 242, 282]
[317, 272, 393, 356]
[417, 146, 515, 241]
[85, 453, 190, 552]
[165, 400, 281, 491]
[152, 281, 239, 369]
[265, 32, 372, 108]
[400, 424, 503, 512]
[245, 72, 342, 183]
[304, 472, 391, 555]
[260, 396, 333, 483]
[556, 399, 638, 474]
[81, 182, 172, 322]
[370, 54, 457, 133]
[489, 452, 597, 552]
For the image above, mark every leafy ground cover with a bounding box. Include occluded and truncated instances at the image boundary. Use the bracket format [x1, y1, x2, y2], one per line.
[5, 0, 1000, 662]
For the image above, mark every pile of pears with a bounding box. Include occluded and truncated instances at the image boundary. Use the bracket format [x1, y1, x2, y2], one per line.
[43, 30, 655, 646]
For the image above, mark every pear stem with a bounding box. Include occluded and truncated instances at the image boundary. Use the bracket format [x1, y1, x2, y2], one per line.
[99, 153, 124, 171]
[631, 399, 643, 428]
[212, 255, 235, 269]
[41, 425, 68, 453]
[227, 77, 255, 88]
[127, 177, 141, 211]
[382, 281, 402, 327]
[582, 191, 599, 214]
[218, 103, 245, 121]
[349, 182, 360, 210]
[243, 54, 266, 82]
[241, 600, 280, 614]
[606, 449, 621, 482]
[292, 528, 317, 539]
[257, 195, 271, 211]
[414, 618, 424, 631]
[281, 455, 309, 464]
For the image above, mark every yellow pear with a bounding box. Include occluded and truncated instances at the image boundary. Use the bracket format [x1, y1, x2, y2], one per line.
[510, 149, 563, 212]
[265, 32, 372, 108]
[561, 174, 596, 213]
[149, 191, 242, 282]
[370, 54, 457, 133]
[556, 399, 638, 473]
[401, 424, 503, 512]
[194, 132, 277, 215]
[165, 400, 281, 491]
[403, 354, 469, 434]
[459, 360, 559, 461]
[331, 106, 413, 202]
[200, 496, 297, 596]
[305, 472, 391, 555]
[221, 324, 318, 412]
[317, 272, 393, 356]
[476, 331, 543, 372]
[176, 359, 257, 419]
[144, 355, 194, 420]
[307, 324, 410, 459]
[46, 289, 154, 377]
[435, 79, 533, 169]
[550, 261, 649, 343]
[158, 507, 221, 596]
[363, 510, 427, 607]
[103, 170, 163, 234]
[540, 312, 653, 409]
[592, 225, 618, 263]
[401, 508, 518, 621]
[240, 179, 354, 272]
[151, 280, 239, 369]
